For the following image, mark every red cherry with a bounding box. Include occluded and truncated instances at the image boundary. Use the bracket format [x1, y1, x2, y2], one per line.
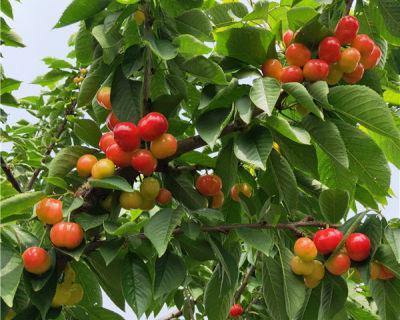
[99, 132, 116, 153]
[229, 304, 243, 317]
[283, 30, 294, 47]
[379, 264, 395, 280]
[50, 222, 84, 250]
[195, 174, 222, 197]
[285, 43, 311, 67]
[156, 188, 172, 206]
[131, 149, 157, 176]
[138, 112, 168, 141]
[318, 37, 341, 64]
[97, 87, 111, 110]
[280, 66, 303, 83]
[343, 63, 364, 84]
[106, 112, 120, 131]
[360, 45, 381, 70]
[303, 59, 330, 81]
[106, 143, 135, 167]
[113, 122, 141, 152]
[261, 59, 282, 80]
[313, 228, 343, 255]
[345, 233, 371, 262]
[335, 16, 359, 45]
[22, 247, 51, 275]
[352, 34, 375, 57]
[36, 198, 63, 225]
[326, 253, 351, 275]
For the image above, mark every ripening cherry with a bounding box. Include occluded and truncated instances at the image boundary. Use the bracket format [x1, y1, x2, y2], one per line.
[138, 112, 168, 141]
[304, 277, 320, 289]
[106, 143, 135, 168]
[36, 198, 63, 225]
[305, 260, 325, 282]
[211, 190, 225, 209]
[261, 59, 282, 81]
[290, 256, 314, 276]
[150, 133, 178, 159]
[76, 154, 97, 177]
[379, 264, 395, 280]
[294, 237, 317, 262]
[229, 304, 243, 317]
[140, 177, 161, 199]
[352, 34, 375, 57]
[156, 188, 172, 206]
[303, 59, 330, 81]
[230, 183, 253, 202]
[119, 191, 143, 209]
[283, 29, 294, 47]
[113, 122, 141, 152]
[280, 66, 304, 83]
[325, 253, 351, 276]
[99, 132, 116, 153]
[131, 149, 157, 176]
[134, 9, 145, 25]
[196, 174, 222, 197]
[285, 43, 311, 67]
[91, 158, 115, 179]
[338, 47, 361, 73]
[313, 228, 343, 255]
[360, 45, 381, 70]
[50, 222, 84, 250]
[370, 261, 381, 280]
[326, 63, 343, 85]
[343, 63, 364, 84]
[22, 247, 51, 275]
[335, 16, 359, 45]
[345, 233, 371, 262]
[318, 36, 341, 64]
[97, 87, 112, 110]
[106, 112, 119, 131]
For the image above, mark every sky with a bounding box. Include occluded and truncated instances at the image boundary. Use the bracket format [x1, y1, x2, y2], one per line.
[1, 0, 399, 319]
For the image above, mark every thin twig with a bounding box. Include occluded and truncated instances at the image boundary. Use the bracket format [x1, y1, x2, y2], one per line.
[142, 3, 153, 116]
[1, 156, 22, 192]
[345, 0, 353, 15]
[161, 309, 183, 320]
[234, 252, 260, 302]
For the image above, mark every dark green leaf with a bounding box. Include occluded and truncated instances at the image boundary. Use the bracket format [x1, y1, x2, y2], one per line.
[73, 118, 102, 148]
[0, 243, 23, 307]
[181, 56, 227, 85]
[318, 274, 348, 320]
[89, 176, 133, 192]
[215, 140, 238, 196]
[319, 189, 349, 223]
[154, 253, 186, 298]
[0, 191, 44, 222]
[175, 9, 212, 40]
[236, 228, 273, 256]
[250, 77, 281, 115]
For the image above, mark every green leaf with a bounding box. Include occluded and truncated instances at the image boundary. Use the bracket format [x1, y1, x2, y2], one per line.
[143, 33, 178, 60]
[319, 189, 349, 224]
[236, 228, 273, 256]
[215, 140, 238, 196]
[328, 85, 400, 142]
[250, 77, 281, 115]
[154, 253, 186, 298]
[234, 125, 272, 170]
[55, 0, 112, 28]
[376, 0, 400, 37]
[31, 69, 70, 88]
[294, 16, 331, 49]
[75, 23, 95, 65]
[0, 243, 23, 307]
[73, 118, 102, 148]
[122, 253, 152, 317]
[42, 57, 74, 69]
[318, 274, 348, 320]
[1, 0, 13, 18]
[75, 213, 108, 231]
[263, 115, 311, 145]
[208, 2, 248, 25]
[181, 56, 227, 85]
[66, 306, 125, 320]
[97, 239, 124, 266]
[0, 78, 22, 95]
[0, 29, 25, 47]
[243, 0, 269, 21]
[385, 227, 400, 263]
[174, 34, 212, 58]
[345, 301, 378, 320]
[235, 96, 252, 124]
[144, 207, 185, 257]
[215, 26, 274, 66]
[175, 8, 212, 40]
[374, 245, 400, 279]
[89, 176, 133, 192]
[287, 7, 318, 30]
[283, 83, 324, 119]
[295, 287, 321, 320]
[307, 81, 333, 110]
[196, 108, 233, 149]
[369, 278, 400, 320]
[0, 191, 44, 222]
[43, 177, 69, 190]
[177, 151, 216, 168]
[92, 25, 121, 65]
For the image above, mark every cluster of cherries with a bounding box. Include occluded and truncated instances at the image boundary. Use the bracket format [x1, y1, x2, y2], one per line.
[262, 15, 381, 85]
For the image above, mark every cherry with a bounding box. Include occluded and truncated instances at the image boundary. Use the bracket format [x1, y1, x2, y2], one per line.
[280, 66, 304, 83]
[150, 133, 178, 159]
[230, 183, 253, 202]
[303, 59, 329, 81]
[113, 122, 141, 152]
[140, 197, 156, 211]
[80, 68, 87, 75]
[101, 194, 113, 211]
[343, 63, 364, 84]
[91, 158, 115, 179]
[313, 228, 343, 255]
[335, 16, 359, 45]
[119, 191, 143, 209]
[379, 264, 395, 280]
[294, 237, 317, 262]
[304, 277, 320, 289]
[140, 177, 161, 199]
[134, 9, 145, 25]
[318, 36, 341, 64]
[283, 29, 294, 47]
[106, 112, 119, 131]
[326, 63, 343, 85]
[36, 198, 63, 225]
[97, 87, 112, 110]
[50, 222, 84, 250]
[345, 233, 371, 262]
[229, 304, 243, 317]
[106, 143, 135, 168]
[138, 112, 168, 141]
[99, 132, 115, 153]
[22, 247, 51, 275]
[306, 260, 325, 282]
[360, 45, 381, 70]
[76, 154, 97, 177]
[156, 188, 172, 206]
[290, 256, 314, 276]
[196, 174, 222, 197]
[131, 149, 157, 176]
[261, 59, 282, 81]
[352, 34, 375, 57]
[338, 47, 361, 73]
[285, 43, 311, 67]
[211, 190, 225, 209]
[370, 261, 381, 280]
[325, 253, 351, 276]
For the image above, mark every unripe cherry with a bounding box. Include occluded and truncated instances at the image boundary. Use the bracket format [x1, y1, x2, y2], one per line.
[280, 66, 303, 83]
[283, 30, 294, 47]
[113, 122, 141, 152]
[230, 183, 252, 202]
[304, 277, 320, 289]
[97, 87, 112, 110]
[306, 260, 325, 282]
[352, 34, 375, 57]
[156, 188, 172, 206]
[99, 132, 116, 153]
[261, 59, 282, 81]
[106, 112, 119, 131]
[313, 228, 343, 255]
[326, 63, 343, 85]
[338, 47, 361, 73]
[91, 158, 115, 179]
[290, 256, 314, 276]
[36, 198, 63, 225]
[150, 133, 178, 159]
[138, 112, 168, 141]
[294, 237, 317, 262]
[140, 177, 161, 200]
[345, 233, 371, 262]
[325, 253, 351, 276]
[22, 247, 51, 275]
[196, 174, 222, 197]
[76, 154, 97, 177]
[318, 36, 341, 64]
[211, 190, 224, 209]
[105, 143, 135, 168]
[303, 59, 329, 81]
[229, 304, 243, 317]
[285, 43, 311, 67]
[335, 16, 359, 45]
[119, 191, 143, 209]
[343, 63, 364, 84]
[131, 149, 157, 176]
[360, 45, 381, 70]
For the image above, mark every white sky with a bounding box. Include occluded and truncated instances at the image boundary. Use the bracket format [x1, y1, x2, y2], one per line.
[1, 0, 399, 318]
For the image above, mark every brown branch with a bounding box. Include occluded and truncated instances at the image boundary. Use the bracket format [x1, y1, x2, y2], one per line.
[161, 309, 183, 320]
[142, 3, 153, 115]
[234, 252, 260, 302]
[345, 0, 353, 15]
[1, 156, 22, 192]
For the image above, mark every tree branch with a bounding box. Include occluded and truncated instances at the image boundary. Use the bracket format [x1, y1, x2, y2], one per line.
[345, 0, 353, 15]
[142, 3, 153, 115]
[161, 309, 183, 320]
[234, 252, 260, 302]
[1, 156, 22, 192]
